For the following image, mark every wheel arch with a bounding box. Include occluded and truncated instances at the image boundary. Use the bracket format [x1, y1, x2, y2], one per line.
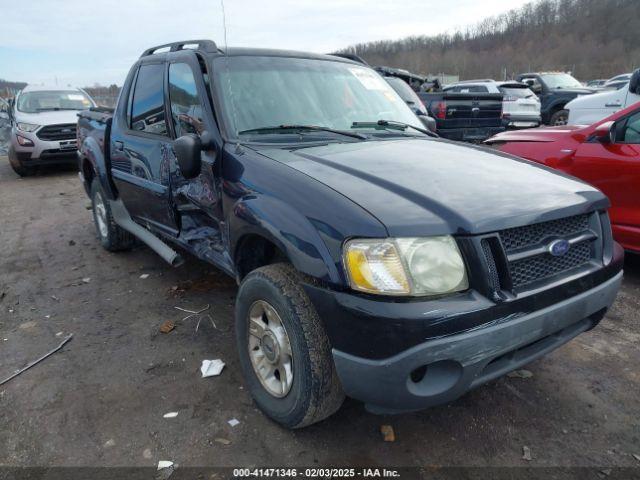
[229, 195, 342, 285]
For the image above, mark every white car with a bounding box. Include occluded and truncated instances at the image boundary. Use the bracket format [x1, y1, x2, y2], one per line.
[567, 69, 640, 125]
[8, 85, 96, 176]
[603, 73, 632, 87]
[443, 80, 541, 127]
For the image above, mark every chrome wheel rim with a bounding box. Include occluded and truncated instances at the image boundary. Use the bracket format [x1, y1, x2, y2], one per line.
[94, 191, 108, 239]
[247, 300, 294, 398]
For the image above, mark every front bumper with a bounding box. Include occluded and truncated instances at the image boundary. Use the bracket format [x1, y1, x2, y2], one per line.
[330, 271, 622, 413]
[11, 129, 77, 165]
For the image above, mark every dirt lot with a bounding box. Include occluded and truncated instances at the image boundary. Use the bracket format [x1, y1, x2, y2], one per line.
[1, 158, 639, 475]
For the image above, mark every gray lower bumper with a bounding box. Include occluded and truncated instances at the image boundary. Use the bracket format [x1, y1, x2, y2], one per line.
[332, 272, 622, 413]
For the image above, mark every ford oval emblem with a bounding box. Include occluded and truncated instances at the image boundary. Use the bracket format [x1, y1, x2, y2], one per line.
[548, 239, 570, 257]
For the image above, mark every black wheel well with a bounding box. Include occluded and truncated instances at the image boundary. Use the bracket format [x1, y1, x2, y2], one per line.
[235, 234, 288, 280]
[82, 159, 96, 190]
[550, 103, 567, 113]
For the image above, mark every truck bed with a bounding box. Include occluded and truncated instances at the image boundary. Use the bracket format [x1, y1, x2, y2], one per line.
[417, 92, 505, 142]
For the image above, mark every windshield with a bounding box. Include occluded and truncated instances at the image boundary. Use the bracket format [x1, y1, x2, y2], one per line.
[17, 90, 93, 113]
[540, 73, 582, 89]
[213, 56, 423, 138]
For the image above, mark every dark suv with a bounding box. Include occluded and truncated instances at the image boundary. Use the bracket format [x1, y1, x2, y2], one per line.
[77, 40, 623, 428]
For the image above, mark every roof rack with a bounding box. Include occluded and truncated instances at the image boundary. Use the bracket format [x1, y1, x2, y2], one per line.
[140, 40, 219, 58]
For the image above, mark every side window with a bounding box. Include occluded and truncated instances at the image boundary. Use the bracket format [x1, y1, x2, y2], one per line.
[169, 63, 203, 137]
[130, 64, 167, 136]
[621, 111, 640, 144]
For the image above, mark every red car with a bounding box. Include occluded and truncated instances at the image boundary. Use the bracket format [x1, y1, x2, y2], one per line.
[486, 102, 640, 253]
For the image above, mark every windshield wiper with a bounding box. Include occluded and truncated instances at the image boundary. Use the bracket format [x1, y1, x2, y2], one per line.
[351, 119, 437, 137]
[238, 124, 367, 140]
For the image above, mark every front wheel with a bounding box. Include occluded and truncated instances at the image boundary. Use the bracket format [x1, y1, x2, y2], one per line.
[235, 263, 344, 428]
[550, 109, 569, 126]
[8, 146, 36, 177]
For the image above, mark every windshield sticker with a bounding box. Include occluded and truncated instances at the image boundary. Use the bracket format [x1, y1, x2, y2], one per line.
[67, 94, 85, 100]
[349, 68, 388, 91]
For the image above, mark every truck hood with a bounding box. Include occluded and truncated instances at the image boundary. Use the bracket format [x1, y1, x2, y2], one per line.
[254, 138, 607, 237]
[486, 125, 585, 143]
[14, 109, 83, 126]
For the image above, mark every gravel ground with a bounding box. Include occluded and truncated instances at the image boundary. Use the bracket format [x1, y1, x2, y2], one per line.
[0, 158, 639, 476]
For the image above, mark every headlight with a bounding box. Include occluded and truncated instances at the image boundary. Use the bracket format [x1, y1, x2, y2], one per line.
[344, 236, 468, 297]
[17, 122, 39, 132]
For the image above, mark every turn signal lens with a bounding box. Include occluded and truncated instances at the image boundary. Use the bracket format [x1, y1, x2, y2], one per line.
[344, 240, 410, 295]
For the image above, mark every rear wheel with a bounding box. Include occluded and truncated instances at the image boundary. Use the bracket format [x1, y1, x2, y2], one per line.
[235, 263, 344, 428]
[90, 179, 135, 251]
[8, 146, 36, 177]
[550, 109, 569, 126]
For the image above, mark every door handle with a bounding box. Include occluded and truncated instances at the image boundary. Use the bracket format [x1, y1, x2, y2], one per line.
[605, 102, 622, 107]
[113, 141, 124, 151]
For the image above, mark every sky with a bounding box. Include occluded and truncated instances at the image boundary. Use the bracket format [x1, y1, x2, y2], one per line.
[0, 0, 532, 87]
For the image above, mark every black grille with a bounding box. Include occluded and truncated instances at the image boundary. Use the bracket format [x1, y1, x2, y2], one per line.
[494, 213, 596, 291]
[499, 214, 590, 252]
[509, 242, 592, 287]
[36, 124, 77, 141]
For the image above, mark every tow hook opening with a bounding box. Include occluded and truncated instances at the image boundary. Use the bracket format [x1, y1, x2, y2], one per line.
[407, 360, 462, 396]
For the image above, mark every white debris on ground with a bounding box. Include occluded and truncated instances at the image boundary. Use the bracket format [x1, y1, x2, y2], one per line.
[228, 418, 240, 427]
[163, 412, 179, 419]
[200, 359, 225, 378]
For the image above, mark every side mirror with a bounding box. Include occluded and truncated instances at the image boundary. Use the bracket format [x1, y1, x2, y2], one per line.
[419, 115, 437, 133]
[174, 134, 202, 179]
[593, 120, 615, 144]
[629, 68, 640, 94]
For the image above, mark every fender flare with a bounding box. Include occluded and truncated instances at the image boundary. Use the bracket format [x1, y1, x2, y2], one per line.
[228, 193, 343, 285]
[79, 134, 117, 200]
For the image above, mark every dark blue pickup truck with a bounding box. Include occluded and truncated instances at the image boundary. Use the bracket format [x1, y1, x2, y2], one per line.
[516, 72, 595, 125]
[78, 40, 623, 428]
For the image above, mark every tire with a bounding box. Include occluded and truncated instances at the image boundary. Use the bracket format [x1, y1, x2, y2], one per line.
[8, 146, 36, 177]
[90, 179, 135, 251]
[549, 109, 569, 126]
[235, 263, 344, 428]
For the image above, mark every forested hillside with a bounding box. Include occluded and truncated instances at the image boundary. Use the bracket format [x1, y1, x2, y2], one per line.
[341, 0, 639, 81]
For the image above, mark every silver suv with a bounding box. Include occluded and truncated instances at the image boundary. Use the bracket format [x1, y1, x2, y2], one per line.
[8, 85, 96, 176]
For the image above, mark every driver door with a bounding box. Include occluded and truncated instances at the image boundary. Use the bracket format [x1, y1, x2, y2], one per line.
[166, 58, 225, 258]
[570, 110, 640, 247]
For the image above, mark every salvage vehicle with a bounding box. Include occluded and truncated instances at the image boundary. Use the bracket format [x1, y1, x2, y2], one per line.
[443, 80, 541, 128]
[78, 40, 623, 428]
[417, 89, 505, 142]
[8, 85, 96, 176]
[486, 102, 640, 253]
[516, 72, 595, 126]
[567, 69, 640, 125]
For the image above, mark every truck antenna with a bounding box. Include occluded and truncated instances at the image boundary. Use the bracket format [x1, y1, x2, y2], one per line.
[220, 0, 240, 142]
